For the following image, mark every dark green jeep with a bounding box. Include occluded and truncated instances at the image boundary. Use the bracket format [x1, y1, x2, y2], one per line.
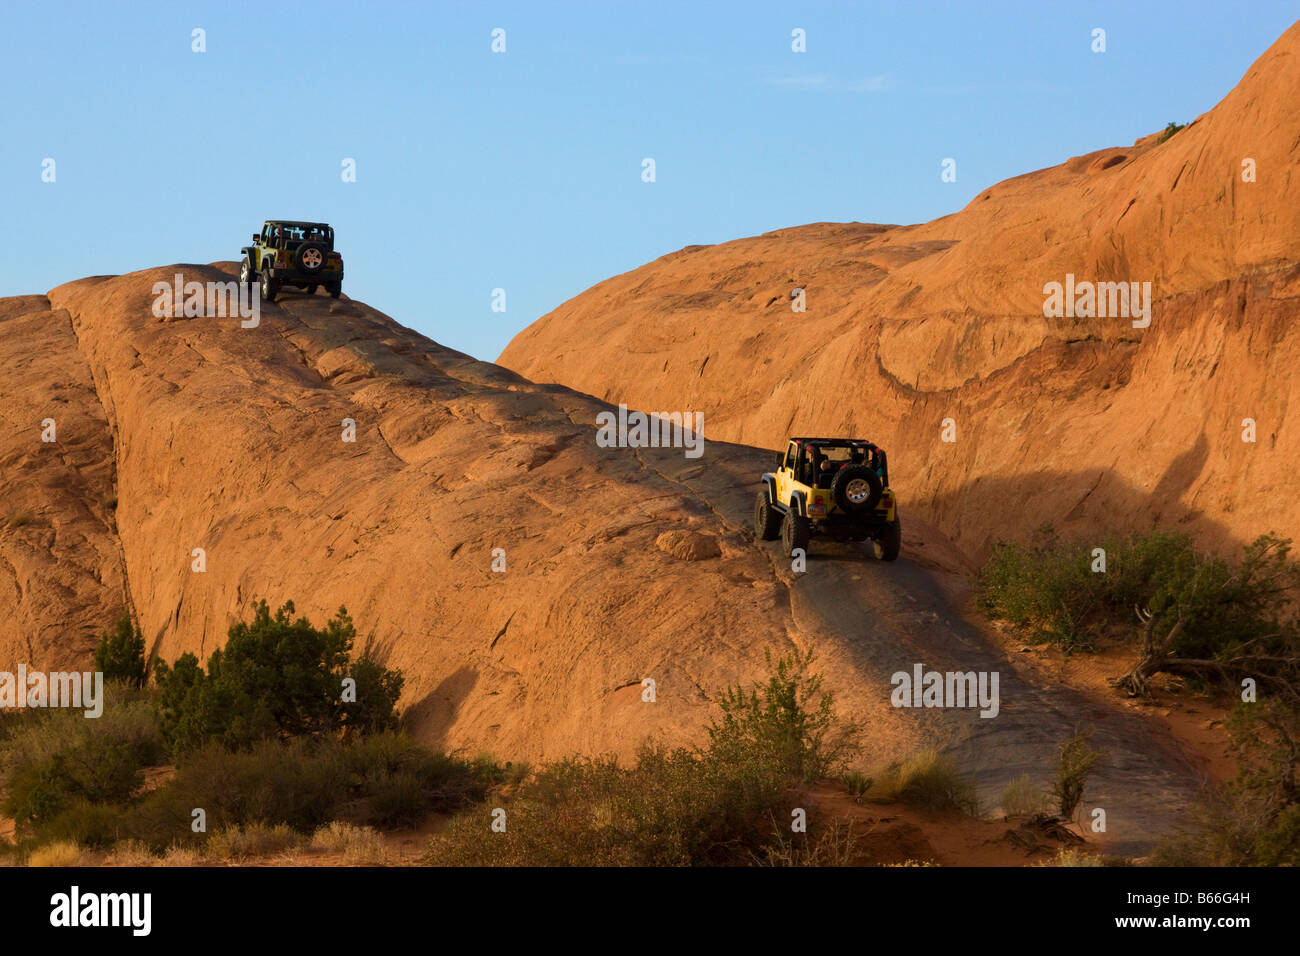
[240, 221, 344, 303]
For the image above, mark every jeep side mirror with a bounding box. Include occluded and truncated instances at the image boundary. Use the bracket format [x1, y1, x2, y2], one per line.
[253, 234, 260, 242]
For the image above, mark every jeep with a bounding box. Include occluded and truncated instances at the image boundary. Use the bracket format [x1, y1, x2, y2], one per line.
[240, 221, 344, 303]
[754, 437, 901, 561]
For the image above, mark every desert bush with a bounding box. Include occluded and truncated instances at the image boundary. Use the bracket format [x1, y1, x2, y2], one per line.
[870, 749, 979, 814]
[125, 738, 347, 849]
[153, 600, 404, 754]
[752, 816, 860, 866]
[1154, 699, 1300, 865]
[429, 651, 863, 866]
[340, 731, 487, 826]
[1, 686, 164, 837]
[26, 799, 122, 849]
[707, 647, 856, 783]
[428, 745, 790, 866]
[121, 733, 481, 851]
[979, 531, 1300, 694]
[94, 613, 147, 687]
[1051, 729, 1107, 820]
[1157, 121, 1186, 143]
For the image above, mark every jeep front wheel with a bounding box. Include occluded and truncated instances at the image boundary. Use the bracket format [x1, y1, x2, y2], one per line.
[754, 490, 781, 541]
[875, 513, 902, 562]
[239, 256, 254, 287]
[780, 507, 810, 558]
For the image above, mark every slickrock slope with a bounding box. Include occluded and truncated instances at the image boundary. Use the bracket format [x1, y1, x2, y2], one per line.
[29, 264, 807, 760]
[500, 22, 1300, 558]
[2, 267, 1206, 851]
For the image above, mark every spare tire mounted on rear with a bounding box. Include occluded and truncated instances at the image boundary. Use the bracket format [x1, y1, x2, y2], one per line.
[830, 464, 882, 513]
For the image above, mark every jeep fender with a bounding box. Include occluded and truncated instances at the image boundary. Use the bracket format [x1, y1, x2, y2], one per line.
[788, 490, 808, 518]
[761, 473, 778, 504]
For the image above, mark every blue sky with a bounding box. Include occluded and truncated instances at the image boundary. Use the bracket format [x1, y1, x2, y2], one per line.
[2, 1, 1295, 361]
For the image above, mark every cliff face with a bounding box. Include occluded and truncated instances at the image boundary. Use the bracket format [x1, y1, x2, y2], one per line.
[0, 264, 820, 760]
[500, 22, 1300, 558]
[0, 295, 128, 672]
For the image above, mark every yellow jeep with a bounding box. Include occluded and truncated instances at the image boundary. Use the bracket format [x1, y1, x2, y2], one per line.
[755, 437, 900, 561]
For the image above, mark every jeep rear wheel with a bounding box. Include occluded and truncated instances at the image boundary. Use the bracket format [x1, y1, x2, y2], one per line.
[875, 513, 902, 562]
[754, 490, 781, 541]
[302, 284, 318, 295]
[831, 464, 883, 513]
[780, 507, 810, 558]
[327, 282, 342, 299]
[260, 269, 279, 304]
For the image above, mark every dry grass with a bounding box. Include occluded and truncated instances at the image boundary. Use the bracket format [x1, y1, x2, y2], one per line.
[102, 840, 156, 866]
[28, 841, 84, 867]
[999, 773, 1051, 817]
[161, 844, 201, 866]
[869, 749, 980, 814]
[205, 823, 303, 860]
[310, 822, 387, 864]
[1037, 847, 1104, 867]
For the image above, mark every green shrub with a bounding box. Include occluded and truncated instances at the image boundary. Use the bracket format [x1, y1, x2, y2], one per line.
[121, 733, 481, 851]
[94, 613, 147, 688]
[707, 647, 855, 783]
[30, 800, 122, 849]
[153, 600, 404, 754]
[428, 651, 864, 866]
[125, 738, 347, 850]
[0, 686, 164, 836]
[428, 745, 789, 867]
[1157, 699, 1300, 866]
[1157, 121, 1186, 143]
[979, 531, 1300, 692]
[340, 731, 485, 826]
